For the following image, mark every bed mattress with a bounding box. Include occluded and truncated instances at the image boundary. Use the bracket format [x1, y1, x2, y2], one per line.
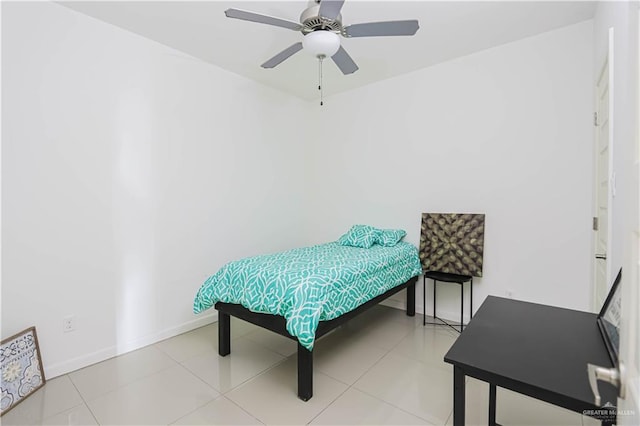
[193, 241, 422, 349]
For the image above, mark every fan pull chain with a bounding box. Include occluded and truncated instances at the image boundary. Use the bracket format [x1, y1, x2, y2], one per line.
[318, 56, 324, 106]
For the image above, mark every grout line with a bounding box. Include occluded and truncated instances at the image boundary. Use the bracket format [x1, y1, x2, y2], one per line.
[346, 386, 438, 425]
[222, 395, 266, 425]
[68, 345, 180, 402]
[178, 338, 288, 396]
[310, 316, 438, 424]
[154, 363, 220, 425]
[343, 324, 453, 425]
[306, 384, 351, 425]
[65, 374, 101, 425]
[221, 352, 292, 397]
[306, 315, 419, 423]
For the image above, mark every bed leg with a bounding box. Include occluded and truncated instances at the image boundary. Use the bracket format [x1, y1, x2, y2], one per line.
[297, 343, 313, 401]
[218, 312, 230, 356]
[406, 282, 416, 316]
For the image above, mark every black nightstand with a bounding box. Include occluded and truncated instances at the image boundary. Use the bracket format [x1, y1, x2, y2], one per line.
[423, 271, 473, 333]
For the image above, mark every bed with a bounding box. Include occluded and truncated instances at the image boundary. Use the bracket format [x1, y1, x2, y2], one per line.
[193, 226, 422, 400]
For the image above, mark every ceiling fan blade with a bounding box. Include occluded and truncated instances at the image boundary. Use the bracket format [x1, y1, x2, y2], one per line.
[331, 46, 358, 75]
[344, 20, 419, 37]
[225, 8, 302, 31]
[261, 43, 304, 68]
[318, 0, 345, 20]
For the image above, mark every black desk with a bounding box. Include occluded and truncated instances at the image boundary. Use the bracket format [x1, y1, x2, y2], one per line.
[444, 296, 618, 426]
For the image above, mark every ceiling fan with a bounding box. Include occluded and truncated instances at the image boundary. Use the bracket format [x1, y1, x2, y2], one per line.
[224, 0, 420, 75]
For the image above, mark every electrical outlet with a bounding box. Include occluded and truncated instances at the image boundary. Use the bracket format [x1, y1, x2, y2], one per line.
[63, 315, 76, 332]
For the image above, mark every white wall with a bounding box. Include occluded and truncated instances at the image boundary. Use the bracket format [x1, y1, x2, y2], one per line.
[1, 2, 310, 377]
[306, 21, 595, 319]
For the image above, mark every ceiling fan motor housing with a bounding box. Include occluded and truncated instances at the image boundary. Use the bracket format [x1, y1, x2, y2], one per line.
[300, 4, 344, 35]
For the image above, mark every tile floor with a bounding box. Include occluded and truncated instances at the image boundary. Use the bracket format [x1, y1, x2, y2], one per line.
[2, 305, 597, 425]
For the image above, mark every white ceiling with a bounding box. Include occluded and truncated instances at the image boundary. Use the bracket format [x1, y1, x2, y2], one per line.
[59, 1, 596, 100]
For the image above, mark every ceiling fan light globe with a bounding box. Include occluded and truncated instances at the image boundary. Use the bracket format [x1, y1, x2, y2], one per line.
[302, 30, 340, 58]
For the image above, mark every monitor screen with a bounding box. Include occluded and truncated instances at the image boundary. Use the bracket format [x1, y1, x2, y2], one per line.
[597, 268, 622, 365]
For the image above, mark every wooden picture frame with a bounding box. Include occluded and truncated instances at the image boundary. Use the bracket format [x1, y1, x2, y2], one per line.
[597, 268, 622, 366]
[1, 326, 46, 416]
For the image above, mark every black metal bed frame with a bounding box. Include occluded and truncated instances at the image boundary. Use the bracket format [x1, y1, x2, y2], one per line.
[215, 275, 417, 401]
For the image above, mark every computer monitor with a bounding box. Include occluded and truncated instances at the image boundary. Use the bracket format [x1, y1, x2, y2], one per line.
[597, 268, 622, 365]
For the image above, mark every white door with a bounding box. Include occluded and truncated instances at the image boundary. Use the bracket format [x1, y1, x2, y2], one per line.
[593, 43, 613, 311]
[616, 8, 640, 424]
[617, 184, 639, 422]
[589, 22, 639, 424]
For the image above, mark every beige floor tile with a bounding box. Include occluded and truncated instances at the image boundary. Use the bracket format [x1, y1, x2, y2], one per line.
[155, 320, 260, 363]
[358, 304, 423, 327]
[310, 387, 431, 425]
[172, 396, 263, 425]
[463, 378, 583, 426]
[0, 376, 83, 426]
[444, 411, 452, 425]
[2, 306, 471, 426]
[68, 344, 176, 401]
[180, 337, 285, 392]
[226, 357, 348, 425]
[498, 389, 584, 426]
[338, 315, 414, 351]
[41, 404, 98, 425]
[243, 327, 298, 357]
[230, 317, 262, 338]
[353, 352, 453, 425]
[391, 325, 458, 372]
[344, 305, 420, 332]
[313, 331, 388, 385]
[87, 364, 219, 425]
[456, 376, 490, 426]
[155, 323, 218, 362]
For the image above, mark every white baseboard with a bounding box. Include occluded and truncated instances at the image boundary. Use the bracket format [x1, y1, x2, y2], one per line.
[44, 346, 117, 381]
[380, 298, 407, 311]
[45, 313, 218, 378]
[45, 297, 471, 379]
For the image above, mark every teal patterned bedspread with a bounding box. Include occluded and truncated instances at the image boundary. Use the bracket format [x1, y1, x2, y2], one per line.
[193, 242, 422, 350]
